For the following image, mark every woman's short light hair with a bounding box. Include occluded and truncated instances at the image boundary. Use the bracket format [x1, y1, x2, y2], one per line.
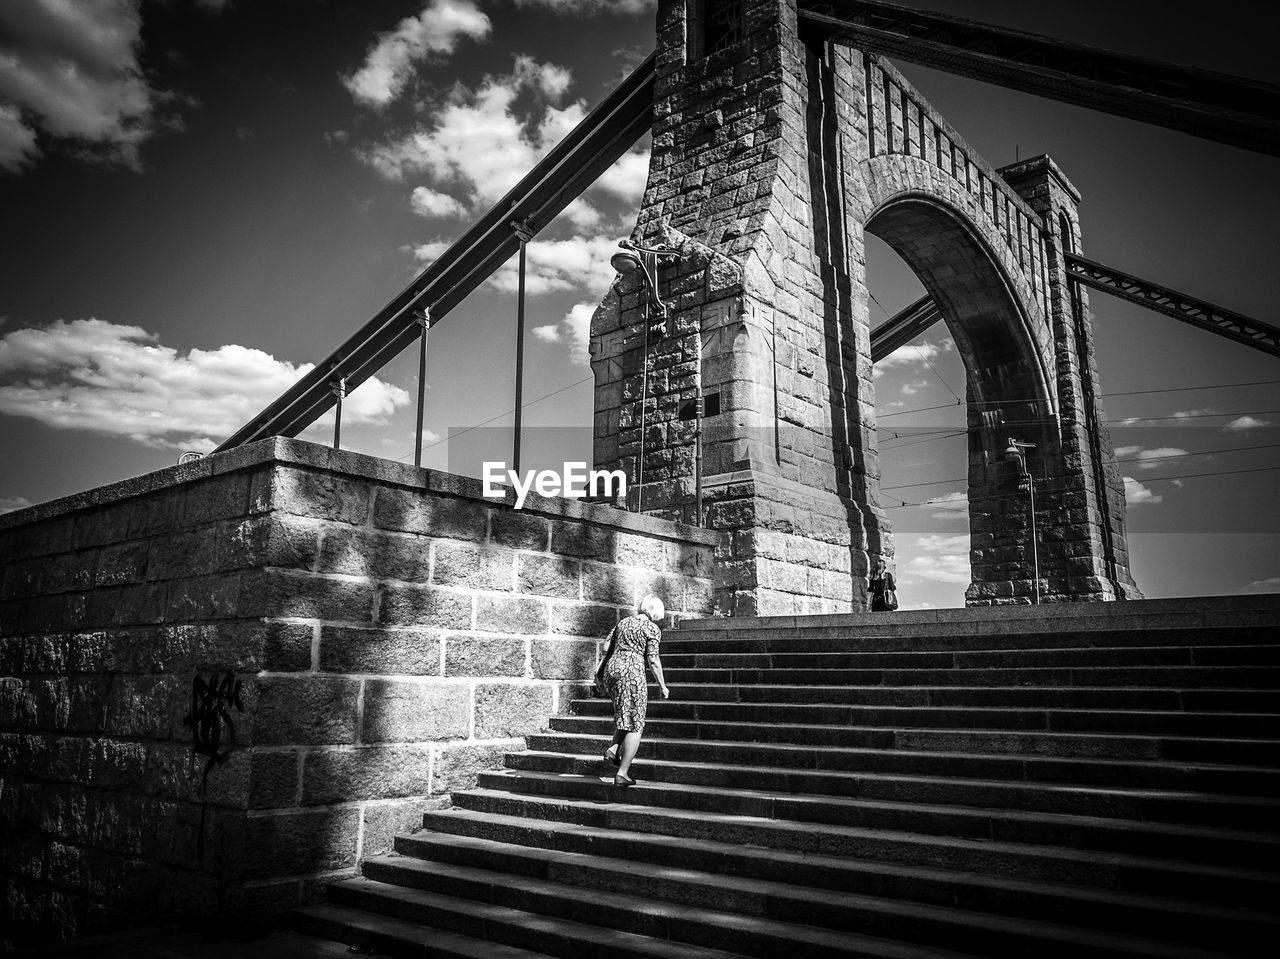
[638, 594, 665, 622]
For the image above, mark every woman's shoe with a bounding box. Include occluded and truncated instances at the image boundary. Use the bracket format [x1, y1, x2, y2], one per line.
[603, 747, 620, 768]
[614, 772, 636, 787]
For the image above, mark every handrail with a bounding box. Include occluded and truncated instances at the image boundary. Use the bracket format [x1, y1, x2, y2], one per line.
[214, 54, 657, 452]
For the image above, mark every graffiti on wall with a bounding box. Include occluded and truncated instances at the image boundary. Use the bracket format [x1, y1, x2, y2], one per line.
[182, 669, 244, 792]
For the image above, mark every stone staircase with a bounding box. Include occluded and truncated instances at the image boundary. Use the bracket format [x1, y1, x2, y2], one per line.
[295, 596, 1280, 958]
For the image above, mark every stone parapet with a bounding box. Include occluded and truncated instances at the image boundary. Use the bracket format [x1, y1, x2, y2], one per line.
[0, 438, 715, 947]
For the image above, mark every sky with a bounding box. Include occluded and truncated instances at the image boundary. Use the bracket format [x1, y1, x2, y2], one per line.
[1, 0, 1277, 608]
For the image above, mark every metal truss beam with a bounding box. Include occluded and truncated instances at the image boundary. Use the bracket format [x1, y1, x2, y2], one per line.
[1065, 253, 1280, 358]
[870, 294, 942, 363]
[214, 55, 656, 452]
[798, 1, 1280, 156]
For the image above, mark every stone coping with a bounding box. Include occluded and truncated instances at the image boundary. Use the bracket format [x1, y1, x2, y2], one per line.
[0, 437, 720, 547]
[676, 593, 1280, 630]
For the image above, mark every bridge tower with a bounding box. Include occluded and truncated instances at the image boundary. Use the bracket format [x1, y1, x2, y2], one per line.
[588, 0, 1141, 613]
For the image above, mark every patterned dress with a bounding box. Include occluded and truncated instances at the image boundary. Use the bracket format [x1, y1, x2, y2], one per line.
[603, 615, 662, 732]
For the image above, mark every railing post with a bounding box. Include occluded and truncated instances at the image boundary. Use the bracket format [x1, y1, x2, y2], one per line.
[330, 375, 346, 450]
[512, 220, 534, 476]
[413, 307, 431, 469]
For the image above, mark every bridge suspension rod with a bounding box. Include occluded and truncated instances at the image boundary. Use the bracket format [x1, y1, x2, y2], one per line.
[870, 294, 942, 363]
[214, 54, 656, 452]
[798, 0, 1280, 156]
[1064, 253, 1280, 358]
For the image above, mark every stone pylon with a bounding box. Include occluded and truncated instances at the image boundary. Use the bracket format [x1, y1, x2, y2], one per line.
[589, 0, 1140, 613]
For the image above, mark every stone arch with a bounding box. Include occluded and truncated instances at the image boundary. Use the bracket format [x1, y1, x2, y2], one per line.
[863, 191, 1058, 447]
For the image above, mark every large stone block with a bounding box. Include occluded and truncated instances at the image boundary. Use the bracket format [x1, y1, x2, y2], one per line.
[531, 637, 597, 681]
[489, 510, 549, 551]
[320, 625, 438, 675]
[361, 680, 470, 743]
[550, 602, 619, 637]
[474, 683, 553, 739]
[258, 570, 377, 624]
[316, 526, 427, 582]
[254, 676, 359, 746]
[247, 749, 300, 809]
[475, 594, 548, 634]
[581, 562, 634, 606]
[433, 541, 514, 591]
[516, 554, 581, 599]
[432, 741, 518, 794]
[220, 514, 318, 573]
[242, 807, 359, 880]
[443, 633, 526, 678]
[264, 468, 371, 526]
[301, 744, 432, 805]
[373, 488, 488, 542]
[360, 796, 449, 857]
[378, 584, 473, 629]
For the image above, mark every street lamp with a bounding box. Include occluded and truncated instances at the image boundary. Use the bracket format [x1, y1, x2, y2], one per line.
[611, 239, 679, 514]
[1004, 437, 1040, 605]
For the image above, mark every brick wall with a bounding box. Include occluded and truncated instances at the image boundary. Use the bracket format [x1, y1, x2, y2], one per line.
[0, 437, 716, 947]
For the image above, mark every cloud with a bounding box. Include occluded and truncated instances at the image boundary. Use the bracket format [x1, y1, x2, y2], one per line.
[410, 234, 618, 296]
[0, 495, 33, 514]
[1123, 476, 1162, 505]
[900, 379, 929, 396]
[1226, 415, 1270, 432]
[1242, 577, 1280, 594]
[362, 56, 584, 199]
[901, 533, 971, 585]
[410, 185, 466, 218]
[923, 490, 968, 520]
[513, 0, 656, 13]
[343, 1, 491, 108]
[524, 306, 591, 364]
[873, 340, 943, 379]
[362, 54, 648, 235]
[1115, 446, 1190, 469]
[0, 318, 409, 451]
[1114, 408, 1213, 428]
[592, 148, 650, 204]
[561, 302, 593, 365]
[0, 0, 174, 171]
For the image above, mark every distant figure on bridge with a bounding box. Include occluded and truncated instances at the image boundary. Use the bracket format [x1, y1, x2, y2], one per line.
[868, 560, 898, 612]
[597, 594, 670, 787]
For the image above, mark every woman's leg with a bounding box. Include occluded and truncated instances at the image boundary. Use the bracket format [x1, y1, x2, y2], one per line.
[615, 730, 643, 778]
[605, 727, 625, 763]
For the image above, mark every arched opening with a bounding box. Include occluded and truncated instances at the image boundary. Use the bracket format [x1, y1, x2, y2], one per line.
[864, 195, 1058, 605]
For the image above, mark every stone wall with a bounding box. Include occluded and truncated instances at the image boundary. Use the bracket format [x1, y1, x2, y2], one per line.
[0, 438, 716, 947]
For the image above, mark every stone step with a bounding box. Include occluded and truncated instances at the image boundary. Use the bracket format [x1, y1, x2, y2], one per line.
[566, 698, 1280, 737]
[616, 682, 1280, 712]
[325, 873, 978, 959]
[439, 791, 1280, 909]
[547, 714, 1280, 765]
[364, 845, 1251, 959]
[293, 901, 554, 958]
[660, 627, 1280, 654]
[526, 731, 1280, 795]
[410, 810, 1277, 949]
[471, 769, 1280, 871]
[657, 645, 1280, 670]
[671, 597, 1280, 636]
[659, 665, 1280, 688]
[504, 750, 1280, 831]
